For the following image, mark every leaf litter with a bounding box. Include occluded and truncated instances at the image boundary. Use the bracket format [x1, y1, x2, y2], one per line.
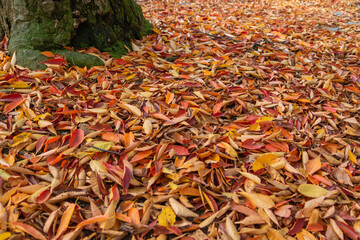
[1, 0, 360, 239]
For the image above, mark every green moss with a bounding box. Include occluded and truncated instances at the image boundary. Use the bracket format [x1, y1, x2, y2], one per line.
[53, 50, 104, 68]
[6, 0, 152, 69]
[15, 49, 48, 70]
[105, 41, 129, 58]
[14, 49, 104, 70]
[8, 0, 73, 53]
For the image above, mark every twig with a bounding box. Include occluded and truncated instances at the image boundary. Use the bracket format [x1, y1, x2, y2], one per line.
[89, 145, 121, 155]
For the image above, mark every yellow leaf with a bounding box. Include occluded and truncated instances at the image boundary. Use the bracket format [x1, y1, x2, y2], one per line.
[222, 142, 238, 158]
[158, 206, 176, 227]
[33, 113, 51, 121]
[153, 26, 161, 34]
[0, 232, 11, 240]
[267, 228, 286, 240]
[125, 74, 136, 80]
[302, 76, 313, 81]
[348, 150, 357, 163]
[11, 132, 31, 147]
[249, 123, 261, 131]
[0, 169, 11, 181]
[255, 116, 274, 123]
[88, 141, 115, 152]
[252, 153, 278, 171]
[10, 81, 29, 89]
[239, 192, 275, 209]
[297, 184, 328, 198]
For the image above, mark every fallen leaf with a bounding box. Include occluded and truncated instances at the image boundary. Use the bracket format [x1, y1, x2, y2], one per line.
[158, 206, 176, 227]
[298, 184, 328, 198]
[69, 129, 84, 148]
[239, 192, 275, 209]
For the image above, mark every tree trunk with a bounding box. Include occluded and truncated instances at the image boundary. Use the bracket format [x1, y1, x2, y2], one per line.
[0, 0, 153, 69]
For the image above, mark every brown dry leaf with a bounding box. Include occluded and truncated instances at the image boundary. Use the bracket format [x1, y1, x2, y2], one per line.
[169, 198, 199, 218]
[225, 216, 240, 240]
[239, 192, 275, 209]
[1, 0, 360, 238]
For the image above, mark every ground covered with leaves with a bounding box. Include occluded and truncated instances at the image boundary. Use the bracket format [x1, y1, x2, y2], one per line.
[1, 0, 360, 239]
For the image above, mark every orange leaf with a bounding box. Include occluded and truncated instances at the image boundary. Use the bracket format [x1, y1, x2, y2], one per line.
[213, 101, 223, 115]
[252, 153, 278, 172]
[40, 51, 55, 58]
[101, 132, 122, 143]
[124, 132, 134, 147]
[305, 157, 321, 175]
[152, 113, 171, 121]
[75, 215, 109, 230]
[130, 150, 153, 163]
[166, 92, 175, 104]
[115, 213, 132, 223]
[12, 222, 46, 240]
[4, 98, 26, 114]
[128, 207, 141, 225]
[54, 203, 75, 239]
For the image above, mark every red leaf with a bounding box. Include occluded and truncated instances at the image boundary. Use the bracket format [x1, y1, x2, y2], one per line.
[35, 136, 47, 154]
[114, 58, 127, 65]
[46, 153, 64, 165]
[49, 85, 60, 94]
[166, 226, 182, 236]
[123, 166, 132, 194]
[242, 139, 263, 150]
[335, 220, 359, 240]
[111, 185, 120, 202]
[0, 93, 22, 102]
[69, 129, 84, 148]
[288, 218, 305, 235]
[35, 188, 52, 204]
[3, 98, 26, 114]
[167, 145, 190, 156]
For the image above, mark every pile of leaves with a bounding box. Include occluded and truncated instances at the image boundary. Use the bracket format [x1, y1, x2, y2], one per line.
[1, 0, 360, 239]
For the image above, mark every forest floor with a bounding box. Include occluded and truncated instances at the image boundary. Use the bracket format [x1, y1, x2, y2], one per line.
[1, 0, 360, 239]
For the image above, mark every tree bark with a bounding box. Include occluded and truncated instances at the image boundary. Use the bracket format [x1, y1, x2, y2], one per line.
[0, 0, 153, 69]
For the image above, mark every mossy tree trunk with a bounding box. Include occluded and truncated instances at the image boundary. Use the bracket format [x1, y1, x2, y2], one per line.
[0, 0, 153, 69]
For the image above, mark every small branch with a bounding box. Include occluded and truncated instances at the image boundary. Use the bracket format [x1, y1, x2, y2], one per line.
[89, 145, 121, 155]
